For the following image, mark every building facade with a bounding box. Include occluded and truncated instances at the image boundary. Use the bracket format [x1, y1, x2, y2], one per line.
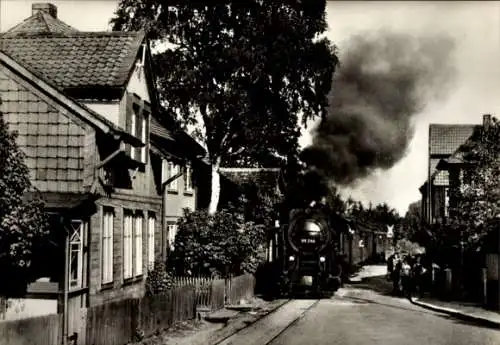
[0, 3, 204, 319]
[419, 121, 479, 224]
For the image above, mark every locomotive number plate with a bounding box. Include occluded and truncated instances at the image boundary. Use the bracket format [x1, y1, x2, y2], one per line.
[301, 238, 316, 244]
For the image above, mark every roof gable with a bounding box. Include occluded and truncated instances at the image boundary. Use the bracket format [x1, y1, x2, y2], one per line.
[0, 50, 141, 146]
[429, 124, 478, 156]
[0, 31, 145, 95]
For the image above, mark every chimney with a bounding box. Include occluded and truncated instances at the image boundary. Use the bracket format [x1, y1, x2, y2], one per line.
[32, 3, 58, 18]
[483, 114, 492, 132]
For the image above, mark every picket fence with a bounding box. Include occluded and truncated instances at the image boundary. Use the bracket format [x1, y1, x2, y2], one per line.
[0, 274, 256, 345]
[172, 274, 256, 308]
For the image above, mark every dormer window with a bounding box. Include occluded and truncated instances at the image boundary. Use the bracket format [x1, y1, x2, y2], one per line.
[125, 93, 150, 165]
[129, 104, 138, 160]
[141, 110, 149, 162]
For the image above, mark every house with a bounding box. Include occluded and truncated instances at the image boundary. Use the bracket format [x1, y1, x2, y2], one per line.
[0, 2, 204, 320]
[419, 119, 481, 224]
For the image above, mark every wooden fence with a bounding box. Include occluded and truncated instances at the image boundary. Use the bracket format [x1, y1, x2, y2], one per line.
[173, 273, 256, 308]
[0, 274, 255, 345]
[225, 274, 256, 305]
[0, 313, 61, 345]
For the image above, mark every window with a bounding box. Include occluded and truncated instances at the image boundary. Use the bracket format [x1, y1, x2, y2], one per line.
[69, 220, 84, 289]
[135, 214, 143, 276]
[167, 162, 179, 192]
[125, 94, 150, 164]
[130, 105, 138, 160]
[184, 166, 193, 193]
[123, 212, 134, 279]
[102, 208, 114, 284]
[167, 223, 178, 251]
[141, 112, 149, 163]
[444, 187, 450, 218]
[161, 159, 168, 185]
[147, 214, 156, 269]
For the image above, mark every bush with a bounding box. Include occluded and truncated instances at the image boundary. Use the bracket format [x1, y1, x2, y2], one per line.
[145, 260, 174, 296]
[170, 208, 267, 277]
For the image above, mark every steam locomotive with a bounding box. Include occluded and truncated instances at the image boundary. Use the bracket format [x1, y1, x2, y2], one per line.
[266, 200, 349, 298]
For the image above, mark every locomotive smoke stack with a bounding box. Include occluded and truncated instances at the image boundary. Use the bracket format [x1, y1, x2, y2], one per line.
[301, 30, 456, 185]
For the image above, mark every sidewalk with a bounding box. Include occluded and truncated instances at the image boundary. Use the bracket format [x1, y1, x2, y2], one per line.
[348, 264, 388, 282]
[411, 297, 500, 328]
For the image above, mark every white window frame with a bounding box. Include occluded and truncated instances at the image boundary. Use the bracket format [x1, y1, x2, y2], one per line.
[123, 212, 133, 279]
[135, 214, 143, 276]
[147, 215, 155, 270]
[130, 109, 137, 160]
[69, 220, 84, 290]
[140, 114, 147, 163]
[102, 208, 114, 284]
[168, 162, 179, 192]
[184, 165, 193, 193]
[167, 223, 178, 251]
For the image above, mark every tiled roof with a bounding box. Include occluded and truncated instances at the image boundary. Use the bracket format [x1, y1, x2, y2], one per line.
[0, 31, 145, 90]
[429, 124, 477, 155]
[219, 168, 281, 195]
[2, 11, 77, 37]
[150, 116, 175, 141]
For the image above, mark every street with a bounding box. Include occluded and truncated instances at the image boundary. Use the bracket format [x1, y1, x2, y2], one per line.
[217, 267, 500, 345]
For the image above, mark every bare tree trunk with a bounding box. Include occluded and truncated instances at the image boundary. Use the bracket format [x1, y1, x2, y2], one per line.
[208, 159, 221, 215]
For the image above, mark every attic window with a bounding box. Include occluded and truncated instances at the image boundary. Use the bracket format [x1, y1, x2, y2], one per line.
[125, 93, 150, 165]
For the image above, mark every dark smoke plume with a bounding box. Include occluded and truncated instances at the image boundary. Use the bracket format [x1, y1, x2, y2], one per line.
[301, 30, 456, 185]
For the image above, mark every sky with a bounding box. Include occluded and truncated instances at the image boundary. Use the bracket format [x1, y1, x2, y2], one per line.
[1, 0, 499, 216]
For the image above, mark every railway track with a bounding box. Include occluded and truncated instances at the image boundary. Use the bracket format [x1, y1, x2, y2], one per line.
[214, 299, 320, 345]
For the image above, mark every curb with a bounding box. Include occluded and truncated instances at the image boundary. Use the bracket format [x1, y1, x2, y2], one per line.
[411, 298, 500, 329]
[206, 299, 291, 345]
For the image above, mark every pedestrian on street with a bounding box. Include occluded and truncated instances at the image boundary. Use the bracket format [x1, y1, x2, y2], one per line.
[400, 256, 412, 298]
[392, 254, 403, 295]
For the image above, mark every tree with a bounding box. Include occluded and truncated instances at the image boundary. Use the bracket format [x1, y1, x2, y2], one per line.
[170, 208, 266, 277]
[0, 112, 49, 300]
[111, 1, 338, 213]
[448, 116, 500, 251]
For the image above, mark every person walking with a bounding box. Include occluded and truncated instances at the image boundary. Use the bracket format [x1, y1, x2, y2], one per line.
[400, 256, 412, 299]
[392, 254, 403, 295]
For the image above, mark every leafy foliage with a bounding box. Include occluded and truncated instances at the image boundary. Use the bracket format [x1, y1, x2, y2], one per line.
[344, 198, 400, 229]
[170, 208, 267, 277]
[145, 260, 174, 296]
[111, 2, 338, 211]
[445, 117, 500, 252]
[0, 113, 49, 296]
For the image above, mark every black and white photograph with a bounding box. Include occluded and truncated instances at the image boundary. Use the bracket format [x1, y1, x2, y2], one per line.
[0, 1, 499, 344]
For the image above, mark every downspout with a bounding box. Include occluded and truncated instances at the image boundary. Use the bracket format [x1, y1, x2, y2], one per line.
[160, 166, 186, 262]
[62, 229, 70, 345]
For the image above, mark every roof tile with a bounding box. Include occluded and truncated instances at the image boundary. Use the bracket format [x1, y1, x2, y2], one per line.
[3, 11, 77, 37]
[0, 31, 144, 91]
[219, 168, 281, 196]
[429, 124, 477, 155]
